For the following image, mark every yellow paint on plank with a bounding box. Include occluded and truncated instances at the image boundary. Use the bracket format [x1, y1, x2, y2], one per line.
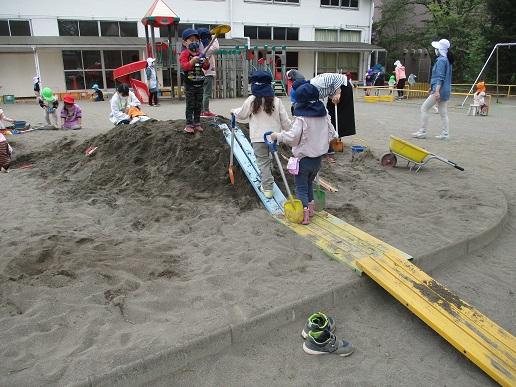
[357, 256, 516, 386]
[379, 250, 516, 356]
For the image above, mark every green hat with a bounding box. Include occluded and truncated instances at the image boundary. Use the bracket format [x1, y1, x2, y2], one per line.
[41, 87, 54, 102]
[389, 75, 396, 81]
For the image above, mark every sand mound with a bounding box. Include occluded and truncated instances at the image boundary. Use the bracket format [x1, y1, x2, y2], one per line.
[15, 119, 257, 210]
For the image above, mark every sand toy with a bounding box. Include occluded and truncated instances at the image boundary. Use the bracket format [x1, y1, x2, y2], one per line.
[264, 131, 304, 224]
[381, 136, 464, 172]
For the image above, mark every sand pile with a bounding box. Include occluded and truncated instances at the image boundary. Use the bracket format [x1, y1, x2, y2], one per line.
[15, 119, 257, 209]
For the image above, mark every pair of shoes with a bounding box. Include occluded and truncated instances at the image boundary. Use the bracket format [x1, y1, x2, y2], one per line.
[260, 185, 273, 199]
[308, 200, 315, 217]
[194, 124, 204, 133]
[412, 131, 426, 139]
[201, 111, 216, 118]
[435, 133, 449, 140]
[1, 167, 9, 173]
[184, 125, 195, 134]
[301, 312, 354, 356]
[302, 207, 310, 225]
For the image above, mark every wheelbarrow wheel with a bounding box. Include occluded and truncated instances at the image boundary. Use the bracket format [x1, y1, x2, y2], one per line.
[381, 153, 397, 167]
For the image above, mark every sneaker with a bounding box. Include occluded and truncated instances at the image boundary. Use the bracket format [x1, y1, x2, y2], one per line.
[412, 131, 426, 139]
[184, 125, 195, 134]
[301, 312, 336, 339]
[260, 185, 273, 199]
[1, 167, 8, 173]
[303, 329, 354, 357]
[194, 124, 204, 133]
[435, 133, 449, 140]
[327, 150, 335, 155]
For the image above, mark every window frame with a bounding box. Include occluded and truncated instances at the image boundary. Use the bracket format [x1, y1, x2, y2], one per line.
[244, 0, 300, 5]
[244, 25, 299, 41]
[0, 19, 32, 36]
[320, 0, 359, 9]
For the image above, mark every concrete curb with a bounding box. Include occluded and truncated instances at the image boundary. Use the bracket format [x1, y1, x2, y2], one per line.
[73, 193, 509, 387]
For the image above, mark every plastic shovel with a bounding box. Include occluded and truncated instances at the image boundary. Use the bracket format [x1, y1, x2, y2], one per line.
[228, 114, 236, 185]
[264, 131, 304, 224]
[313, 174, 326, 212]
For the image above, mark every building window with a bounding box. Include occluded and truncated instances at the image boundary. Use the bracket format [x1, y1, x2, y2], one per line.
[59, 20, 100, 36]
[286, 52, 299, 71]
[246, 0, 299, 3]
[245, 25, 299, 40]
[315, 29, 360, 42]
[317, 52, 360, 74]
[119, 22, 138, 37]
[62, 50, 140, 90]
[79, 21, 99, 36]
[321, 0, 358, 8]
[0, 19, 31, 36]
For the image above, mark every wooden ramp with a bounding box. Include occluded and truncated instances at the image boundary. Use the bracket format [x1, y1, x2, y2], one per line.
[357, 252, 516, 386]
[219, 122, 516, 386]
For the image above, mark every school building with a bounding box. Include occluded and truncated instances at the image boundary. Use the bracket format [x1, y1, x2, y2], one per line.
[0, 0, 383, 98]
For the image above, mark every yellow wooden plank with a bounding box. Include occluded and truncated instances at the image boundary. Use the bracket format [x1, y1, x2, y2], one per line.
[379, 250, 516, 356]
[358, 256, 516, 386]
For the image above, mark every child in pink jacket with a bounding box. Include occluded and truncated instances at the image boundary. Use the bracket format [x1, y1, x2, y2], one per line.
[269, 83, 337, 225]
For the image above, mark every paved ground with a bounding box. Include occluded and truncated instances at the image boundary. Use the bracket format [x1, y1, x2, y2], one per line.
[2, 95, 515, 386]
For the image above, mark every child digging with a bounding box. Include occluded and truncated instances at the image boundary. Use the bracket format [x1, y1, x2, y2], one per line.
[0, 133, 13, 173]
[269, 83, 337, 225]
[231, 71, 291, 198]
[179, 28, 210, 133]
[60, 94, 82, 130]
[39, 87, 59, 129]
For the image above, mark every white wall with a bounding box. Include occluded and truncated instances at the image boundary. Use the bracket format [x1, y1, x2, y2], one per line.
[2, 0, 373, 40]
[0, 53, 37, 97]
[298, 51, 314, 78]
[38, 49, 66, 94]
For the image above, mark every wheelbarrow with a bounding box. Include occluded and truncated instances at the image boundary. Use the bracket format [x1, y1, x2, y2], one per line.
[381, 136, 464, 172]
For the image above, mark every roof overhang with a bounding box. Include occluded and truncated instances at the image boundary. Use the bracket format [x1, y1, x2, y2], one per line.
[0, 37, 385, 53]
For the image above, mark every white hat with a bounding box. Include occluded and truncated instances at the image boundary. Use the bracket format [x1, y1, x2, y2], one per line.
[146, 57, 156, 65]
[394, 60, 401, 67]
[431, 39, 450, 51]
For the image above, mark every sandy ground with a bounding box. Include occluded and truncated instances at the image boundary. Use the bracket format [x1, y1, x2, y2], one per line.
[0, 96, 514, 386]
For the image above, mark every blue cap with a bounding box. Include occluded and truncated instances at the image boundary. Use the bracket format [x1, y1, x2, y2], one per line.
[251, 71, 274, 97]
[197, 28, 210, 39]
[182, 28, 199, 40]
[293, 84, 327, 117]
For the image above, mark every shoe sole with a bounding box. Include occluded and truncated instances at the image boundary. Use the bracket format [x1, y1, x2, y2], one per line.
[302, 342, 354, 357]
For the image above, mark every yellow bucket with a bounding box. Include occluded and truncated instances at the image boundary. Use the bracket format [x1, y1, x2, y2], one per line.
[364, 95, 379, 103]
[389, 136, 429, 163]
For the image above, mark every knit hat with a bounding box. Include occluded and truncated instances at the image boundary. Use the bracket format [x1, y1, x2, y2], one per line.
[182, 28, 199, 41]
[286, 69, 305, 81]
[251, 71, 274, 97]
[41, 87, 54, 102]
[293, 84, 327, 117]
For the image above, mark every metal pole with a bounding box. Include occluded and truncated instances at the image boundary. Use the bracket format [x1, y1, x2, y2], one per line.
[461, 44, 498, 107]
[168, 24, 174, 98]
[150, 21, 156, 59]
[144, 24, 151, 58]
[496, 45, 499, 103]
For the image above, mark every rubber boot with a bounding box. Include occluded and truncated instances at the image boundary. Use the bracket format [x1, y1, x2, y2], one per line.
[308, 200, 315, 217]
[302, 207, 310, 225]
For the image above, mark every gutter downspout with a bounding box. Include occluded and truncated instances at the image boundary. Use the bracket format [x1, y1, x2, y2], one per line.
[32, 46, 41, 86]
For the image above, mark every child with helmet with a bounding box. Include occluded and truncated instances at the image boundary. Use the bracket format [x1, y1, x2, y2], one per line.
[38, 87, 59, 129]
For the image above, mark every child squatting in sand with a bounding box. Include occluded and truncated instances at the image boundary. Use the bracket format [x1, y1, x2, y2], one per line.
[269, 83, 337, 225]
[231, 71, 291, 198]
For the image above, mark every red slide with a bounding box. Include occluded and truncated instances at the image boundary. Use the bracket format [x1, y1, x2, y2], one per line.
[113, 60, 150, 104]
